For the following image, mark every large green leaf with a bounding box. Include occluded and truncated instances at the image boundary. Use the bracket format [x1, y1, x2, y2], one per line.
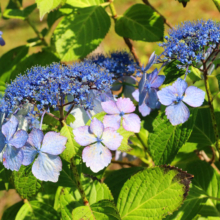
[115, 4, 164, 42]
[2, 201, 24, 220]
[36, 0, 66, 20]
[60, 123, 81, 162]
[66, 0, 105, 7]
[163, 60, 186, 84]
[12, 165, 42, 199]
[147, 110, 197, 165]
[3, 4, 36, 20]
[72, 200, 121, 220]
[117, 166, 193, 220]
[104, 167, 144, 203]
[53, 6, 110, 61]
[166, 161, 220, 219]
[15, 200, 59, 220]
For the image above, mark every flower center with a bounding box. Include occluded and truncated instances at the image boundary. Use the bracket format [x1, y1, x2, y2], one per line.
[96, 137, 103, 143]
[119, 111, 125, 117]
[144, 83, 151, 90]
[174, 96, 183, 104]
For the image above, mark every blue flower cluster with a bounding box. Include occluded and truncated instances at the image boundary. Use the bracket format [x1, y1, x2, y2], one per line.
[158, 20, 220, 68]
[2, 62, 114, 114]
[91, 51, 137, 78]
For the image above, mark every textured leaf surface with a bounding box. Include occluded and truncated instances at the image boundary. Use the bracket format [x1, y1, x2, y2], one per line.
[117, 166, 193, 220]
[60, 123, 81, 162]
[72, 200, 121, 220]
[15, 200, 59, 220]
[115, 4, 164, 42]
[147, 111, 197, 165]
[53, 6, 110, 61]
[104, 167, 144, 203]
[163, 60, 185, 84]
[66, 0, 105, 7]
[12, 165, 42, 199]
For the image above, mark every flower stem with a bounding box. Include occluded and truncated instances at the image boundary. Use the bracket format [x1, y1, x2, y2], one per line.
[70, 158, 91, 207]
[203, 61, 220, 155]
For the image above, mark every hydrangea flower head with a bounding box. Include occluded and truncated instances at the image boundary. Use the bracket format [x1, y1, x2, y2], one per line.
[2, 62, 114, 115]
[158, 20, 220, 69]
[101, 98, 141, 133]
[73, 118, 123, 172]
[157, 78, 205, 125]
[22, 129, 67, 182]
[133, 68, 165, 116]
[0, 116, 28, 171]
[0, 31, 5, 46]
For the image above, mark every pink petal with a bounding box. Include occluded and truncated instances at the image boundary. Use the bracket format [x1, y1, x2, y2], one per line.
[101, 100, 120, 114]
[116, 97, 135, 113]
[122, 113, 141, 133]
[102, 128, 123, 151]
[73, 126, 96, 146]
[82, 143, 112, 173]
[103, 115, 121, 130]
[90, 118, 104, 138]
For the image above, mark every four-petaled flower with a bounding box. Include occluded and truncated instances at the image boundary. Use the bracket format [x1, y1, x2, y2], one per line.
[157, 78, 205, 125]
[73, 118, 123, 173]
[133, 68, 165, 117]
[101, 98, 141, 133]
[0, 31, 5, 46]
[0, 116, 28, 171]
[22, 129, 67, 182]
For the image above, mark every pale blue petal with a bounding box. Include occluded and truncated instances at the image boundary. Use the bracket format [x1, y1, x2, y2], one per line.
[139, 72, 147, 93]
[139, 103, 151, 117]
[9, 130, 28, 149]
[157, 86, 177, 106]
[27, 128, 44, 150]
[82, 143, 112, 173]
[132, 89, 139, 102]
[145, 88, 158, 109]
[22, 143, 38, 166]
[165, 102, 190, 126]
[32, 152, 62, 182]
[102, 128, 123, 151]
[41, 132, 67, 155]
[90, 118, 104, 138]
[73, 126, 96, 146]
[139, 89, 148, 106]
[144, 51, 156, 71]
[122, 113, 141, 133]
[0, 132, 5, 153]
[3, 145, 23, 171]
[172, 78, 188, 97]
[2, 116, 18, 141]
[183, 86, 205, 107]
[147, 68, 158, 84]
[103, 115, 121, 130]
[150, 75, 165, 88]
[101, 100, 120, 114]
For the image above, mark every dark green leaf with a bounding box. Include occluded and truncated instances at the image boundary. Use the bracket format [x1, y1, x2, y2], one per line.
[12, 165, 42, 199]
[2, 201, 24, 220]
[53, 6, 110, 61]
[216, 74, 220, 90]
[117, 166, 193, 220]
[163, 60, 186, 84]
[148, 110, 197, 165]
[115, 4, 164, 42]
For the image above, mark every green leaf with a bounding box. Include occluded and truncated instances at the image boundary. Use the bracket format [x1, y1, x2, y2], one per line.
[148, 110, 197, 165]
[3, 4, 36, 20]
[115, 4, 164, 42]
[212, 0, 220, 12]
[216, 74, 220, 90]
[163, 60, 186, 84]
[12, 165, 42, 199]
[117, 166, 193, 220]
[53, 6, 110, 61]
[36, 0, 66, 20]
[15, 200, 59, 220]
[2, 201, 24, 220]
[72, 200, 121, 220]
[117, 126, 133, 152]
[66, 0, 106, 7]
[0, 46, 29, 83]
[60, 180, 113, 219]
[104, 167, 144, 203]
[188, 66, 202, 81]
[60, 123, 81, 162]
[0, 163, 12, 190]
